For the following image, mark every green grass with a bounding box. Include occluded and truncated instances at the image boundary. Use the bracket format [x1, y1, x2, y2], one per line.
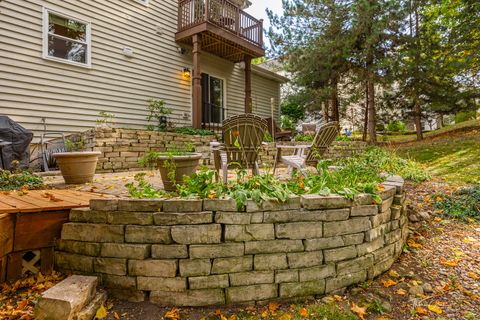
[394, 134, 480, 185]
[381, 119, 479, 142]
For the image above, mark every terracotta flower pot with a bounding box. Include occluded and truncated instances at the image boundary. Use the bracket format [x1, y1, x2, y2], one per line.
[156, 153, 202, 191]
[53, 151, 101, 184]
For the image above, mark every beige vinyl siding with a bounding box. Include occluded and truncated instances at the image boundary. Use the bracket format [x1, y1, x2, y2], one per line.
[0, 0, 283, 139]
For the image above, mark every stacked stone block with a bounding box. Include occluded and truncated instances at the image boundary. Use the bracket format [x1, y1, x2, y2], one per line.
[55, 176, 407, 306]
[70, 128, 367, 173]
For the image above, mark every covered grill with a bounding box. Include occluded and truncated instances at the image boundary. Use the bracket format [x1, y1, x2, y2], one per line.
[0, 116, 33, 170]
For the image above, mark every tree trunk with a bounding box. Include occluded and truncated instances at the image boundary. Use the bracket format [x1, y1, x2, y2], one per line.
[436, 113, 444, 128]
[362, 82, 369, 141]
[413, 0, 423, 140]
[367, 78, 376, 143]
[330, 80, 339, 123]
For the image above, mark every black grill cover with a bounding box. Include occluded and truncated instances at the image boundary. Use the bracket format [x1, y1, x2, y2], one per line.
[0, 116, 33, 170]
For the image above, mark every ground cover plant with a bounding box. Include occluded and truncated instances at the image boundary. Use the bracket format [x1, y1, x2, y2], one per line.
[0, 169, 44, 191]
[127, 147, 429, 209]
[434, 186, 480, 221]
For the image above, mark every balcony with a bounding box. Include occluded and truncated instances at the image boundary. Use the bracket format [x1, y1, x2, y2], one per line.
[176, 0, 265, 62]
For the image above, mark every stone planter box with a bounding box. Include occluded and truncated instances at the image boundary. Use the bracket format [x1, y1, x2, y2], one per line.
[55, 176, 406, 306]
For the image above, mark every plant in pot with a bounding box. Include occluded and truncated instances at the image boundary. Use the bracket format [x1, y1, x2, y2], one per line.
[53, 137, 101, 184]
[139, 143, 202, 192]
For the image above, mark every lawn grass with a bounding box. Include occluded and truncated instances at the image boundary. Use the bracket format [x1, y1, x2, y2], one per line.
[393, 134, 480, 185]
[380, 119, 480, 142]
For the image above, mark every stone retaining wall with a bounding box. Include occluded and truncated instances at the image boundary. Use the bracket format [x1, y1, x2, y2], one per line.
[55, 176, 407, 306]
[72, 128, 367, 173]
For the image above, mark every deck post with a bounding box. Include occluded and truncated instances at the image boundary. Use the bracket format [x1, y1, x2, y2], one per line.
[192, 34, 202, 129]
[244, 55, 252, 113]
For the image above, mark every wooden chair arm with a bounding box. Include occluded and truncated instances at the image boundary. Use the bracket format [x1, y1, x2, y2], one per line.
[276, 144, 311, 149]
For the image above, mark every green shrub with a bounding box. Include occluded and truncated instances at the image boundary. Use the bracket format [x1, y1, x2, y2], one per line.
[387, 120, 406, 132]
[172, 127, 214, 136]
[280, 102, 305, 123]
[0, 169, 44, 191]
[125, 172, 166, 199]
[280, 115, 294, 129]
[294, 133, 314, 142]
[454, 111, 477, 124]
[434, 187, 480, 221]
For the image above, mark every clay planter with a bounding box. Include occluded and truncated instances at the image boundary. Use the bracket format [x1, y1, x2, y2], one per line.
[156, 153, 202, 191]
[53, 151, 101, 184]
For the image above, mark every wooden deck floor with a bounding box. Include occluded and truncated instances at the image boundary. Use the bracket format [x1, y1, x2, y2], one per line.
[0, 189, 102, 214]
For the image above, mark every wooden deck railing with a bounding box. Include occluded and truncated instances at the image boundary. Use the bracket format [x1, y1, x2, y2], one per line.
[178, 0, 263, 48]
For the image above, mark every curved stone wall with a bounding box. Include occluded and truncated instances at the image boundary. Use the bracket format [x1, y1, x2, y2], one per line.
[55, 176, 407, 306]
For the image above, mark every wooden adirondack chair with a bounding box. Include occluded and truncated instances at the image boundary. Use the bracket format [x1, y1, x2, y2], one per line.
[273, 121, 339, 175]
[211, 114, 268, 183]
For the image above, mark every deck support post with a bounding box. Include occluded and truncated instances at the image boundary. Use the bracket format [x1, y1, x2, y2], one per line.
[244, 55, 252, 113]
[192, 34, 202, 129]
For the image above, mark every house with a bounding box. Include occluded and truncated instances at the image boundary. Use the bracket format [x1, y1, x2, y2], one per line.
[0, 0, 288, 139]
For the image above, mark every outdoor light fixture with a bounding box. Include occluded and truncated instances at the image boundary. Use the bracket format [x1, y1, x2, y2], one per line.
[182, 68, 191, 79]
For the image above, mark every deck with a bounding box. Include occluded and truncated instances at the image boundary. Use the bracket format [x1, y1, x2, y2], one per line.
[0, 189, 105, 281]
[0, 189, 102, 214]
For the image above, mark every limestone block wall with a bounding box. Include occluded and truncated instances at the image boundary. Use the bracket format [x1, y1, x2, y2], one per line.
[55, 176, 407, 306]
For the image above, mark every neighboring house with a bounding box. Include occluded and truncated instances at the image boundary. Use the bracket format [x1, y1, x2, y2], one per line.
[0, 0, 287, 139]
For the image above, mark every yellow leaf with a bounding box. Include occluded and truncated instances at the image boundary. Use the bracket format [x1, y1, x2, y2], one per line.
[350, 303, 367, 320]
[228, 315, 237, 320]
[95, 305, 108, 319]
[467, 272, 479, 280]
[395, 288, 407, 295]
[261, 310, 269, 318]
[433, 217, 442, 222]
[463, 237, 477, 243]
[415, 306, 428, 315]
[299, 307, 309, 318]
[407, 239, 422, 248]
[279, 313, 292, 320]
[388, 270, 400, 278]
[165, 307, 180, 320]
[440, 258, 458, 267]
[428, 304, 443, 315]
[114, 312, 120, 320]
[382, 279, 398, 288]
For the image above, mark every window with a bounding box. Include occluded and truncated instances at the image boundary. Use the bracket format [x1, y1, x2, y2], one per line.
[43, 8, 91, 67]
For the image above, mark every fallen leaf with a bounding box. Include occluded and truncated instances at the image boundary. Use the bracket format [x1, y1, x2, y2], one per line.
[388, 270, 400, 278]
[333, 295, 343, 301]
[467, 272, 479, 280]
[382, 279, 398, 288]
[279, 313, 292, 320]
[428, 304, 443, 315]
[95, 305, 108, 319]
[165, 307, 180, 320]
[440, 258, 458, 267]
[415, 306, 428, 315]
[299, 307, 309, 318]
[268, 302, 279, 313]
[351, 303, 367, 320]
[114, 312, 120, 320]
[395, 288, 407, 295]
[407, 239, 422, 248]
[261, 310, 269, 318]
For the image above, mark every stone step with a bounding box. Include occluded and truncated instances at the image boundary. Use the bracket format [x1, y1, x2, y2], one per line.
[34, 275, 99, 320]
[77, 290, 108, 320]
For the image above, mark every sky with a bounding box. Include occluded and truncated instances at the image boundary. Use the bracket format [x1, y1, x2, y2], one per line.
[244, 0, 284, 33]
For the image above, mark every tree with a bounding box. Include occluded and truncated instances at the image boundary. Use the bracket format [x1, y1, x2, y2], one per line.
[348, 0, 405, 143]
[267, 0, 354, 123]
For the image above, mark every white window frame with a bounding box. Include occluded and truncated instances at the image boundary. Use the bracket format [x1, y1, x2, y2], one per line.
[42, 7, 92, 68]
